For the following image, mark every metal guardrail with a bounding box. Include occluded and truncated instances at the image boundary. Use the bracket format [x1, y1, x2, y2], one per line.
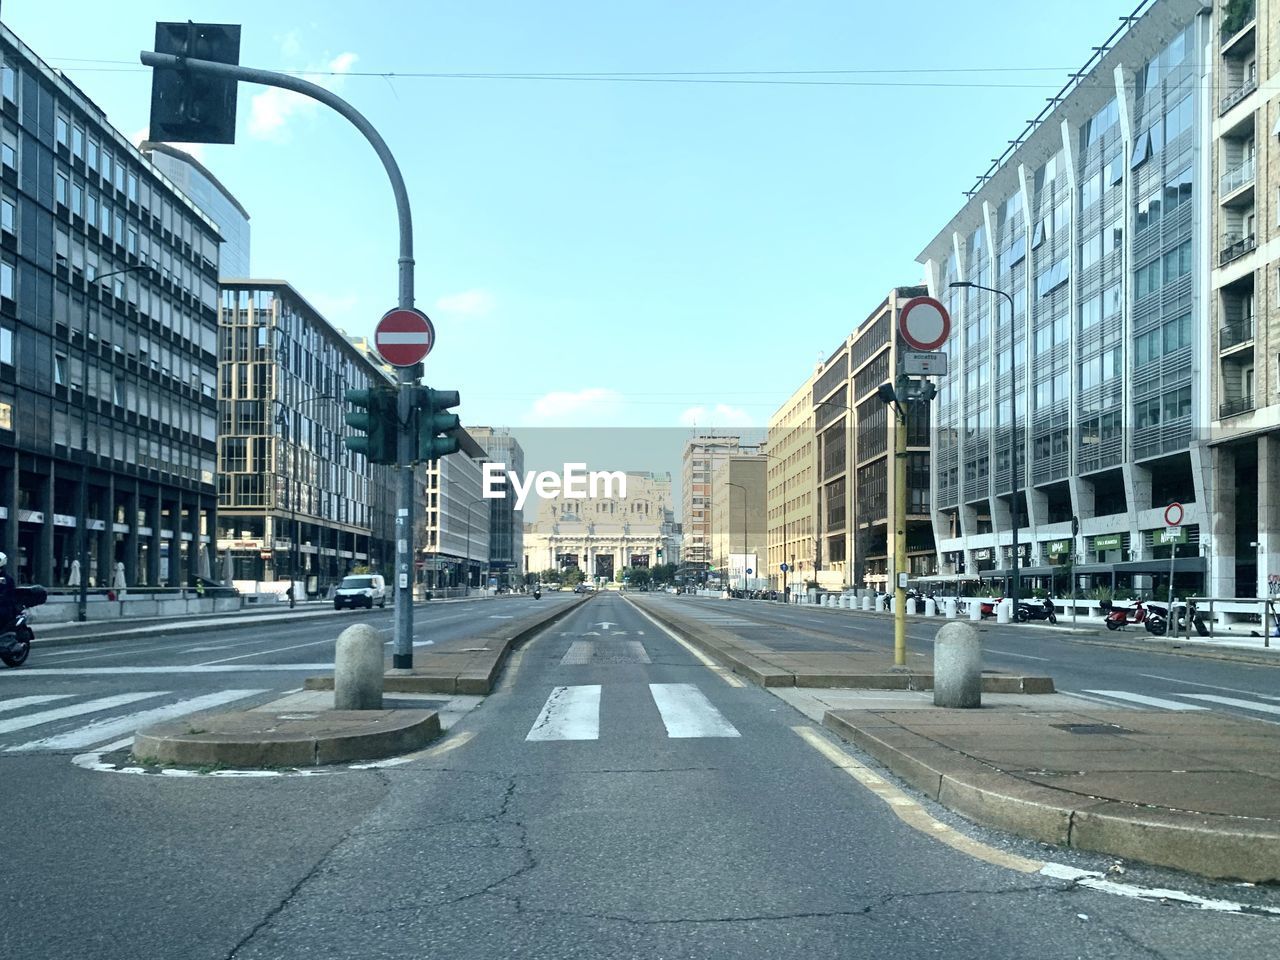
[1219, 233, 1256, 266]
[1220, 395, 1254, 418]
[1185, 596, 1272, 647]
[1219, 316, 1254, 350]
[1220, 75, 1257, 115]
[1219, 156, 1255, 195]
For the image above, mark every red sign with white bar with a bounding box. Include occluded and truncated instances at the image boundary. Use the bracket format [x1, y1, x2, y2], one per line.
[374, 308, 435, 367]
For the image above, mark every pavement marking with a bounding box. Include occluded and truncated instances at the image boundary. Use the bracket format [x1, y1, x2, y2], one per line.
[9, 689, 268, 752]
[417, 730, 476, 758]
[1141, 674, 1278, 699]
[0, 664, 335, 677]
[792, 725, 1044, 874]
[1060, 691, 1142, 710]
[1179, 693, 1280, 716]
[198, 637, 347, 665]
[0, 694, 74, 713]
[623, 599, 746, 688]
[1082, 690, 1210, 711]
[649, 683, 740, 739]
[0, 692, 162, 735]
[985, 649, 1050, 662]
[526, 685, 601, 741]
[1039, 863, 1280, 917]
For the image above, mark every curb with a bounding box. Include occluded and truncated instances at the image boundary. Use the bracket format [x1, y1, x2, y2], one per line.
[304, 594, 594, 695]
[133, 709, 442, 768]
[822, 711, 1280, 882]
[1060, 634, 1280, 667]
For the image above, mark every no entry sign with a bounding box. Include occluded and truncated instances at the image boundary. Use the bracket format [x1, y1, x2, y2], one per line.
[897, 296, 951, 352]
[374, 308, 435, 367]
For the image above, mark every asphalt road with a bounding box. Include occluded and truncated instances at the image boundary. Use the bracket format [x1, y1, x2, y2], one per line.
[4, 591, 1274, 959]
[650, 595, 1280, 724]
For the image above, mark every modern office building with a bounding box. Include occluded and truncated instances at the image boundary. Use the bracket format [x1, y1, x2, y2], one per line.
[523, 471, 678, 580]
[1207, 0, 1280, 597]
[214, 281, 396, 594]
[764, 377, 818, 594]
[420, 444, 491, 593]
[917, 0, 1212, 599]
[468, 425, 525, 588]
[680, 435, 758, 575]
[0, 24, 222, 590]
[709, 455, 767, 590]
[139, 141, 250, 278]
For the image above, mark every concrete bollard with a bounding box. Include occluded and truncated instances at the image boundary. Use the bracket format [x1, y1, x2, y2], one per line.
[996, 599, 1011, 624]
[862, 595, 871, 612]
[933, 621, 982, 708]
[334, 623, 384, 710]
[924, 598, 937, 617]
[969, 600, 981, 621]
[944, 598, 957, 619]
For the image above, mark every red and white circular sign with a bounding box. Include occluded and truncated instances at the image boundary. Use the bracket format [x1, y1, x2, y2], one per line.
[898, 296, 951, 352]
[1164, 502, 1184, 527]
[374, 308, 435, 367]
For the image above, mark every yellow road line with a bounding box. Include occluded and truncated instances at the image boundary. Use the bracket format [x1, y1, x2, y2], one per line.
[417, 729, 476, 758]
[793, 725, 1044, 874]
[624, 600, 746, 688]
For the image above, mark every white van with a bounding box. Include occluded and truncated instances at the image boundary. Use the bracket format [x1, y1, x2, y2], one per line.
[333, 573, 387, 610]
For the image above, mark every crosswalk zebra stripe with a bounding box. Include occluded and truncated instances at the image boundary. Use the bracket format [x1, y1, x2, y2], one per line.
[1081, 690, 1209, 711]
[1180, 694, 1280, 716]
[0, 694, 75, 714]
[7, 689, 268, 752]
[649, 683, 740, 738]
[0, 692, 162, 735]
[526, 685, 601, 741]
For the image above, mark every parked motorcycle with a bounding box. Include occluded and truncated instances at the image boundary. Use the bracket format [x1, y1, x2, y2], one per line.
[1103, 601, 1152, 631]
[1, 585, 47, 668]
[1140, 603, 1175, 636]
[1015, 600, 1058, 625]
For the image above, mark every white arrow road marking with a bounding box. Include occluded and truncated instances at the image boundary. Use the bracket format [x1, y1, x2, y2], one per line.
[526, 685, 601, 741]
[649, 684, 740, 738]
[594, 622, 617, 630]
[8, 689, 268, 752]
[0, 692, 162, 735]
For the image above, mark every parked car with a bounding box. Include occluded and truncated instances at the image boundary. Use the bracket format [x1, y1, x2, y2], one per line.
[333, 574, 387, 610]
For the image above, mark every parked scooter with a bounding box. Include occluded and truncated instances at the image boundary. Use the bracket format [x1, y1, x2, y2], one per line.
[1, 585, 47, 668]
[1015, 598, 1058, 624]
[1103, 600, 1150, 631]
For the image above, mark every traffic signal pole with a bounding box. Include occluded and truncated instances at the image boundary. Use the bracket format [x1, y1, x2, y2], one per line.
[140, 49, 422, 667]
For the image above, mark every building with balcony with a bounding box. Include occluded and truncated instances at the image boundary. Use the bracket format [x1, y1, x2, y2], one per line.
[468, 425, 525, 588]
[764, 376, 818, 594]
[917, 0, 1212, 601]
[680, 434, 758, 576]
[1207, 0, 1280, 597]
[709, 455, 767, 590]
[0, 24, 222, 591]
[214, 281, 396, 594]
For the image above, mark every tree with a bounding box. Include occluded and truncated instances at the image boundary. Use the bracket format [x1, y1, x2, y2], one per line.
[625, 566, 653, 591]
[650, 563, 678, 587]
[562, 566, 585, 587]
[537, 567, 563, 585]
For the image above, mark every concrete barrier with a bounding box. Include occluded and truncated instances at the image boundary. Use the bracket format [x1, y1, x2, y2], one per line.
[969, 600, 981, 621]
[924, 598, 936, 617]
[861, 595, 871, 611]
[934, 621, 981, 708]
[334, 624, 384, 710]
[996, 599, 1011, 623]
[944, 598, 957, 618]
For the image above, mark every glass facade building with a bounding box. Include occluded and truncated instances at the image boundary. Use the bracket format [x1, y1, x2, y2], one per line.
[0, 23, 221, 591]
[468, 425, 525, 587]
[141, 142, 251, 279]
[917, 0, 1212, 599]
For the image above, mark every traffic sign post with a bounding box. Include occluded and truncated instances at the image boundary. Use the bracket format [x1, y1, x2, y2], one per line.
[375, 308, 435, 368]
[1164, 502, 1183, 629]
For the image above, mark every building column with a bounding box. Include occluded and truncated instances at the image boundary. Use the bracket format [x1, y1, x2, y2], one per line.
[2, 450, 17, 571]
[96, 474, 115, 588]
[147, 492, 162, 587]
[1122, 462, 1152, 560]
[123, 483, 139, 587]
[1067, 475, 1095, 562]
[1205, 445, 1236, 596]
[168, 491, 183, 588]
[1256, 435, 1280, 597]
[37, 466, 55, 586]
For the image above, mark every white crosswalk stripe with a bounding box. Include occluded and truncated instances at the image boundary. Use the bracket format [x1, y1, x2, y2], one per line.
[649, 683, 740, 738]
[0, 692, 162, 735]
[0, 694, 75, 714]
[7, 689, 267, 752]
[1179, 694, 1280, 717]
[526, 685, 601, 741]
[1082, 690, 1209, 711]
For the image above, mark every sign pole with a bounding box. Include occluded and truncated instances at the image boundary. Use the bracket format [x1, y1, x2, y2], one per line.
[1164, 502, 1183, 636]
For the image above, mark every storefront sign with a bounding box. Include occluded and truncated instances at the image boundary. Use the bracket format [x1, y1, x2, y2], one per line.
[1093, 534, 1122, 551]
[1047, 540, 1070, 556]
[53, 514, 76, 528]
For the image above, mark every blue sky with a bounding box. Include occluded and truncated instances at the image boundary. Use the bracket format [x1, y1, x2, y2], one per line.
[6, 0, 1139, 477]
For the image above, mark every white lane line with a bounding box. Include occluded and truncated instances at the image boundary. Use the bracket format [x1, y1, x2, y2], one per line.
[1179, 694, 1280, 716]
[1060, 691, 1141, 710]
[0, 692, 163, 735]
[1082, 690, 1209, 711]
[0, 694, 74, 713]
[198, 637, 350, 665]
[1140, 674, 1276, 699]
[1040, 863, 1280, 916]
[985, 649, 1050, 662]
[0, 664, 335, 677]
[649, 683, 740, 739]
[623, 599, 746, 688]
[9, 689, 268, 752]
[526, 685, 601, 741]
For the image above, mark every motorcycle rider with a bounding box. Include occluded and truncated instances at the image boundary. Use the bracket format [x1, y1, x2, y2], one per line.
[0, 552, 16, 637]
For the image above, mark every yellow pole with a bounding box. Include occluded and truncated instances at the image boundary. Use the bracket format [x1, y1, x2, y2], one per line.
[894, 398, 908, 666]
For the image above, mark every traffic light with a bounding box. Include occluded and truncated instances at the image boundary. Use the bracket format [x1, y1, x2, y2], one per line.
[343, 387, 398, 464]
[415, 387, 461, 461]
[148, 22, 241, 144]
[656, 548, 663, 561]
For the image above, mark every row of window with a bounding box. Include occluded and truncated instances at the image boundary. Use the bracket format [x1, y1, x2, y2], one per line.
[1133, 240, 1193, 298]
[1134, 386, 1193, 429]
[1134, 167, 1193, 234]
[1133, 312, 1192, 364]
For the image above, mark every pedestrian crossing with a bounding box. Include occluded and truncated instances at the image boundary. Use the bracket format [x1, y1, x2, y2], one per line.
[1074, 688, 1279, 718]
[0, 689, 267, 754]
[525, 683, 740, 742]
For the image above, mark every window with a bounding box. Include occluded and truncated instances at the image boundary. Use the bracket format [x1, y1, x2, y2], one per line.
[1, 64, 14, 102]
[1106, 155, 1124, 186]
[87, 139, 98, 171]
[1136, 191, 1162, 233]
[1163, 312, 1191, 353]
[0, 326, 11, 364]
[1, 130, 15, 171]
[127, 172, 137, 203]
[1165, 95, 1193, 143]
[54, 354, 66, 385]
[1032, 217, 1046, 248]
[55, 172, 68, 208]
[71, 182, 83, 217]
[1130, 130, 1152, 169]
[1162, 386, 1191, 421]
[1035, 258, 1069, 297]
[1080, 232, 1102, 270]
[1080, 172, 1101, 209]
[71, 125, 83, 158]
[1163, 167, 1193, 215]
[1163, 240, 1192, 283]
[101, 150, 111, 183]
[1104, 282, 1122, 318]
[1104, 219, 1123, 255]
[1135, 258, 1161, 298]
[55, 115, 69, 147]
[1080, 293, 1102, 329]
[1, 197, 13, 234]
[1, 260, 13, 299]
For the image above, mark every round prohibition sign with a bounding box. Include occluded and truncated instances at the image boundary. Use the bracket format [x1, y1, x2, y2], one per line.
[897, 296, 951, 352]
[1164, 502, 1184, 527]
[374, 307, 435, 367]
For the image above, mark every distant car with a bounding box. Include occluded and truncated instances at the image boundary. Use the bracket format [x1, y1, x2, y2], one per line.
[334, 574, 387, 610]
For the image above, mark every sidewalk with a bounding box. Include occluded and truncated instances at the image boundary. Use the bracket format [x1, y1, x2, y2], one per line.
[31, 593, 515, 648]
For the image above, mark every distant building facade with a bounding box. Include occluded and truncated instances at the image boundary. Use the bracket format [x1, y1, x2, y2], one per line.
[709, 456, 767, 590]
[468, 425, 525, 587]
[420, 443, 490, 593]
[681, 435, 758, 575]
[140, 141, 250, 278]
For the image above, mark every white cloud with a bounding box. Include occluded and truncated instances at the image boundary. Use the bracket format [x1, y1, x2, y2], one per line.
[433, 289, 495, 319]
[280, 30, 302, 60]
[524, 388, 623, 426]
[248, 51, 358, 141]
[679, 404, 754, 428]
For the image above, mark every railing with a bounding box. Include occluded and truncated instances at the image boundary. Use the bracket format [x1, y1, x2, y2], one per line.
[1220, 0, 1256, 44]
[1219, 316, 1255, 350]
[1220, 395, 1254, 418]
[1219, 233, 1256, 266]
[1219, 156, 1255, 195]
[1220, 75, 1258, 115]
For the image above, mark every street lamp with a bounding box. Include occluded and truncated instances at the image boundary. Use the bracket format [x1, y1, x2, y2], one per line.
[77, 263, 149, 622]
[463, 495, 489, 596]
[950, 280, 1021, 610]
